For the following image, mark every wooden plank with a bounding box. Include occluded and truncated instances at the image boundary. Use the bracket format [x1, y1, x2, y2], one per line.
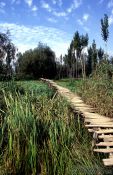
[98, 135, 113, 139]
[83, 112, 105, 118]
[95, 129, 113, 134]
[98, 135, 113, 141]
[88, 129, 98, 133]
[85, 122, 113, 126]
[85, 125, 113, 128]
[85, 118, 113, 123]
[71, 100, 84, 103]
[85, 116, 107, 119]
[72, 103, 89, 107]
[94, 148, 113, 153]
[103, 158, 113, 166]
[75, 107, 94, 111]
[96, 142, 113, 147]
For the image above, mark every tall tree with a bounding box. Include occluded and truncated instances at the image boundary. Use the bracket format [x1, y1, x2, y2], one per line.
[73, 31, 81, 78]
[87, 46, 93, 76]
[101, 14, 109, 59]
[92, 40, 97, 71]
[80, 34, 89, 78]
[73, 31, 88, 79]
[87, 40, 98, 76]
[98, 47, 104, 63]
[16, 43, 56, 79]
[0, 31, 16, 78]
[59, 54, 63, 79]
[63, 54, 69, 77]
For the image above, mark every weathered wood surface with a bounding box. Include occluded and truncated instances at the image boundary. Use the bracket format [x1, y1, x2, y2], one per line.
[94, 148, 113, 153]
[41, 78, 113, 166]
[96, 142, 113, 147]
[103, 158, 113, 166]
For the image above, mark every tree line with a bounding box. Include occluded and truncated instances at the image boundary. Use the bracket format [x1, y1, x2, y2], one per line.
[0, 14, 113, 80]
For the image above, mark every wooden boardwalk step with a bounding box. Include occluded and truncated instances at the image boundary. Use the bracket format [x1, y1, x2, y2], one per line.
[82, 112, 106, 119]
[96, 142, 113, 147]
[85, 125, 113, 128]
[85, 119, 113, 124]
[98, 135, 113, 142]
[94, 148, 113, 153]
[103, 158, 113, 166]
[85, 119, 113, 122]
[88, 129, 99, 133]
[98, 135, 113, 139]
[41, 79, 113, 167]
[95, 129, 113, 134]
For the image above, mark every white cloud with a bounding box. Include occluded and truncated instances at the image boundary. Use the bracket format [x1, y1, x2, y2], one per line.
[73, 0, 82, 8]
[41, 1, 52, 12]
[51, 0, 62, 6]
[58, 0, 63, 7]
[0, 2, 6, 14]
[53, 11, 67, 17]
[109, 16, 113, 25]
[77, 19, 83, 26]
[109, 14, 113, 25]
[67, 0, 82, 13]
[47, 17, 57, 23]
[24, 0, 33, 7]
[83, 14, 89, 21]
[32, 5, 38, 12]
[11, 0, 21, 4]
[0, 23, 71, 57]
[41, 0, 82, 19]
[77, 13, 90, 31]
[108, 9, 113, 25]
[52, 0, 57, 4]
[108, 0, 113, 8]
[41, 1, 67, 17]
[0, 2, 6, 7]
[78, 13, 90, 25]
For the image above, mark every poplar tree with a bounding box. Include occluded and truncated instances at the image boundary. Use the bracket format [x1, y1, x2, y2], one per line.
[101, 14, 109, 59]
[73, 32, 88, 79]
[98, 47, 104, 63]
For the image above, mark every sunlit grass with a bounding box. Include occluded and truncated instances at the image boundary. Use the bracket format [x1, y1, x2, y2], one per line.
[55, 78, 83, 93]
[0, 80, 106, 174]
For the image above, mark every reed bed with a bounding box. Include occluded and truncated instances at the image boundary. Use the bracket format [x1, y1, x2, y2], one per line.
[0, 81, 105, 174]
[78, 63, 113, 118]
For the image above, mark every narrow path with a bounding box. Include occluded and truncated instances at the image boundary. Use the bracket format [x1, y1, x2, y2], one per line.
[41, 78, 113, 167]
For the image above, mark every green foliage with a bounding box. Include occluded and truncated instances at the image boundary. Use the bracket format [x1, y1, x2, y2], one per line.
[64, 31, 89, 79]
[101, 14, 109, 43]
[16, 43, 57, 80]
[56, 78, 82, 93]
[87, 42, 105, 76]
[79, 62, 113, 118]
[98, 47, 104, 62]
[0, 80, 105, 175]
[0, 31, 16, 78]
[73, 31, 89, 57]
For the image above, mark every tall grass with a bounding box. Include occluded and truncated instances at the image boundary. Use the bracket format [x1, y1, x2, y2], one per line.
[56, 78, 82, 93]
[78, 63, 113, 118]
[0, 80, 105, 174]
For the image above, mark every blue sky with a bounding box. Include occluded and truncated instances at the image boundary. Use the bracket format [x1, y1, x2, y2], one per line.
[0, 0, 113, 57]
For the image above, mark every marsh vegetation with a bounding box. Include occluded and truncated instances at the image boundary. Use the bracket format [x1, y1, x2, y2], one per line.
[0, 80, 106, 175]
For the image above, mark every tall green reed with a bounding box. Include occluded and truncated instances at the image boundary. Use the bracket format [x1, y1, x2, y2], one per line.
[0, 83, 105, 174]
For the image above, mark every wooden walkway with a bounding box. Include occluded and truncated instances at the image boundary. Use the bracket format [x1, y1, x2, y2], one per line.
[41, 78, 113, 167]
